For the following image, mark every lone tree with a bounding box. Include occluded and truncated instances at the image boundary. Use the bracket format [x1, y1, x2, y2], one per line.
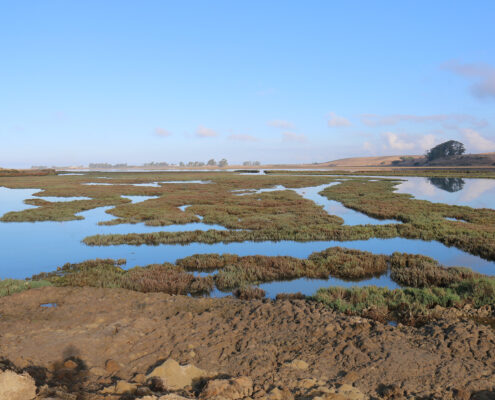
[426, 140, 465, 161]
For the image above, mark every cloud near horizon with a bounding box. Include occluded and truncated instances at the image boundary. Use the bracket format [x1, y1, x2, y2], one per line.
[327, 112, 351, 127]
[382, 132, 436, 153]
[442, 61, 495, 100]
[462, 129, 495, 152]
[155, 127, 172, 137]
[361, 113, 487, 129]
[196, 125, 218, 138]
[228, 134, 258, 142]
[282, 131, 306, 143]
[267, 119, 294, 129]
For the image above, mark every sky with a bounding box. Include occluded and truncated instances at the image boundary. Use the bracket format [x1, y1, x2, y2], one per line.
[1, 1, 495, 168]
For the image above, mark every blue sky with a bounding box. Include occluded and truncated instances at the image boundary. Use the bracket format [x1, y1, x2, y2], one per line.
[1, 1, 494, 167]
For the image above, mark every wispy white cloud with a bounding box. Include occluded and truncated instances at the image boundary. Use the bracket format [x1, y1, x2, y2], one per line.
[462, 129, 495, 152]
[196, 125, 218, 138]
[361, 113, 487, 129]
[362, 141, 377, 154]
[267, 120, 294, 129]
[382, 132, 437, 153]
[327, 112, 351, 127]
[155, 127, 172, 137]
[442, 61, 495, 100]
[228, 134, 258, 142]
[282, 131, 306, 143]
[383, 132, 416, 151]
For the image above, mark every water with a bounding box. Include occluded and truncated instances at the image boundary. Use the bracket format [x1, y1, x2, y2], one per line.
[84, 180, 212, 188]
[121, 195, 159, 204]
[394, 177, 495, 209]
[40, 303, 57, 308]
[257, 273, 400, 299]
[1, 180, 494, 298]
[38, 196, 92, 202]
[0, 187, 39, 215]
[292, 184, 400, 225]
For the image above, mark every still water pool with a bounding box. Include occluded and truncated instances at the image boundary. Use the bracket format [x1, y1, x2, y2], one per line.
[394, 176, 495, 209]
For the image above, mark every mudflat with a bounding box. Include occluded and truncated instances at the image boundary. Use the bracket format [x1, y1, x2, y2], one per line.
[0, 286, 493, 399]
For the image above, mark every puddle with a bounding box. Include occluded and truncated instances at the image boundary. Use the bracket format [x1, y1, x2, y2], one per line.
[84, 180, 213, 188]
[37, 196, 92, 202]
[445, 217, 468, 223]
[121, 195, 159, 204]
[255, 272, 399, 299]
[40, 303, 57, 308]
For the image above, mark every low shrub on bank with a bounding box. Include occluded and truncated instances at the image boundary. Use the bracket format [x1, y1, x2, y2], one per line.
[176, 253, 240, 271]
[123, 264, 214, 295]
[390, 252, 479, 288]
[309, 247, 388, 280]
[233, 286, 266, 300]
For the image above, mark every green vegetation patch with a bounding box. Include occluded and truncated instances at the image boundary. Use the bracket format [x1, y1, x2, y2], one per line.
[313, 277, 495, 326]
[0, 279, 52, 297]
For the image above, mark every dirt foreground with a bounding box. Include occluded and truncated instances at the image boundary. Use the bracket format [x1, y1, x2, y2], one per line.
[0, 287, 494, 399]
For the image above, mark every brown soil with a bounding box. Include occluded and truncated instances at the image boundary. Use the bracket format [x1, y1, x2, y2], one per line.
[0, 287, 494, 399]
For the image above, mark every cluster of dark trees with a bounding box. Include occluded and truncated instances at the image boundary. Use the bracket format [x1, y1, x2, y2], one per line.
[88, 159, 236, 168]
[242, 161, 261, 166]
[426, 140, 465, 161]
[143, 161, 170, 167]
[178, 159, 229, 167]
[89, 163, 128, 169]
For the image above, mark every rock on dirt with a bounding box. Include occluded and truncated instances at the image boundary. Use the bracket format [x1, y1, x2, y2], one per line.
[146, 359, 214, 390]
[0, 370, 37, 400]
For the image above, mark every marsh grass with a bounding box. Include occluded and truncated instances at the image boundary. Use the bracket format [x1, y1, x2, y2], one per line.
[31, 258, 213, 295]
[122, 264, 214, 295]
[390, 252, 479, 288]
[313, 280, 495, 326]
[0, 169, 56, 177]
[178, 248, 389, 291]
[176, 253, 240, 271]
[309, 247, 388, 280]
[0, 279, 52, 297]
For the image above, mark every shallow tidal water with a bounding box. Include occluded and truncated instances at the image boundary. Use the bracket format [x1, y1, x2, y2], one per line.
[1, 176, 495, 298]
[394, 176, 495, 209]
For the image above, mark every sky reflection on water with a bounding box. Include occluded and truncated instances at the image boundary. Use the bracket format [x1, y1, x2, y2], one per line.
[395, 177, 495, 209]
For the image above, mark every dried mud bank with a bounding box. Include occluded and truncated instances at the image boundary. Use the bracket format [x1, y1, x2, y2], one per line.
[0, 287, 494, 399]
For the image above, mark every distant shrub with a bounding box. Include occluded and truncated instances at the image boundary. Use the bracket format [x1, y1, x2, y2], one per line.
[233, 286, 266, 300]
